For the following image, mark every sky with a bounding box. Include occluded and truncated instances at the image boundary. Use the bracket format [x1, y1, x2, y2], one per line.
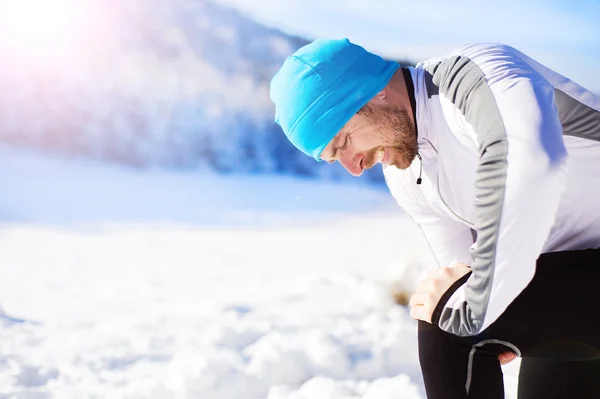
[217, 0, 600, 93]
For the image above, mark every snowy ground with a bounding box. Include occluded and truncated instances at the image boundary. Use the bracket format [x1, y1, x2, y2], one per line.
[0, 148, 519, 398]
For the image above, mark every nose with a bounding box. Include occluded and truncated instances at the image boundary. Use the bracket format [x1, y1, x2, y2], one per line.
[338, 150, 364, 177]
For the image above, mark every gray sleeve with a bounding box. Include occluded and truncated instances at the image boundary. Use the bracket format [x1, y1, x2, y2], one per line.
[425, 50, 566, 336]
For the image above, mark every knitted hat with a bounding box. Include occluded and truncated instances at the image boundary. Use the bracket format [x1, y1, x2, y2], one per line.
[270, 38, 399, 160]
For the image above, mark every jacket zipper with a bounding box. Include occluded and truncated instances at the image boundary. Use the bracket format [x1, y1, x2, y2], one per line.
[419, 138, 475, 228]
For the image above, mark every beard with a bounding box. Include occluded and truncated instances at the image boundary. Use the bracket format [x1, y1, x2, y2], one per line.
[359, 103, 418, 170]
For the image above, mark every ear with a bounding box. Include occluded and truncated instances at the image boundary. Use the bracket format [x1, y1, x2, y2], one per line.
[370, 89, 387, 105]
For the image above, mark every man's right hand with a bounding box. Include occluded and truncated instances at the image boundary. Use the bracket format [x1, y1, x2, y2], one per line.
[498, 351, 517, 365]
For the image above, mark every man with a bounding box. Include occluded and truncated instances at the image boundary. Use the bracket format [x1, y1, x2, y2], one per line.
[270, 38, 600, 398]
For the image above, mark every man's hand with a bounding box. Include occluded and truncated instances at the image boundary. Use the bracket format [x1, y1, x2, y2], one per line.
[409, 263, 472, 324]
[409, 263, 517, 365]
[498, 351, 517, 365]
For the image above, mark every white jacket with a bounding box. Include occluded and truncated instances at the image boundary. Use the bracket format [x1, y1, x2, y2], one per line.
[384, 43, 600, 336]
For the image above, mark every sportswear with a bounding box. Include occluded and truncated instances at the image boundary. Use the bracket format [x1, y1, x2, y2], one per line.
[419, 249, 600, 399]
[383, 43, 600, 337]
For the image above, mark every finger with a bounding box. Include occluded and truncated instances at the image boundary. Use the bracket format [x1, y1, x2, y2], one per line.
[498, 352, 517, 365]
[409, 304, 422, 320]
[503, 352, 517, 364]
[409, 304, 433, 323]
[416, 278, 437, 294]
[425, 267, 443, 280]
[409, 292, 430, 308]
[425, 266, 457, 282]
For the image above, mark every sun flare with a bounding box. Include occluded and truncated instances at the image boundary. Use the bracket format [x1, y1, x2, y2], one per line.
[0, 0, 82, 54]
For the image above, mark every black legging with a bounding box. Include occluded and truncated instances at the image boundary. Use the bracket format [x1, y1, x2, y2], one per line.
[418, 249, 600, 398]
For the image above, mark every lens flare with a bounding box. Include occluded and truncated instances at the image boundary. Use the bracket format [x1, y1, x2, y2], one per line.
[0, 0, 85, 60]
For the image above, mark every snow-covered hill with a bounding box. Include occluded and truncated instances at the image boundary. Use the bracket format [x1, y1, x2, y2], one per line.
[0, 0, 412, 184]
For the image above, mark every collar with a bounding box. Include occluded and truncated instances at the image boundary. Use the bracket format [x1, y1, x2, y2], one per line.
[401, 67, 418, 138]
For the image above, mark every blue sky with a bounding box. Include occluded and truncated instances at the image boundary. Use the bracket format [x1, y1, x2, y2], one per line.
[217, 0, 600, 93]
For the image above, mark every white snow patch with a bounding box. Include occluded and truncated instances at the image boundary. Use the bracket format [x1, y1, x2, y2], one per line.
[0, 148, 519, 398]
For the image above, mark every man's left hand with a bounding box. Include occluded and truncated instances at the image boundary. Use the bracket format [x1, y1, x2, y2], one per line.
[409, 263, 472, 323]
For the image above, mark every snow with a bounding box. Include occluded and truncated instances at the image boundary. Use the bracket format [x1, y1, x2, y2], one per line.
[0, 147, 390, 226]
[0, 148, 519, 398]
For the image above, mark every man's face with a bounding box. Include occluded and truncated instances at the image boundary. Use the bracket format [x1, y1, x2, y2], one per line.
[320, 103, 418, 176]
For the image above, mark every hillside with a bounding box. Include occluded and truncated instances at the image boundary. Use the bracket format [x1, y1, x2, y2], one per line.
[0, 0, 414, 183]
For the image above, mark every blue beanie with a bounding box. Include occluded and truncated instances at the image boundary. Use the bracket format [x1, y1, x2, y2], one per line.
[270, 38, 399, 161]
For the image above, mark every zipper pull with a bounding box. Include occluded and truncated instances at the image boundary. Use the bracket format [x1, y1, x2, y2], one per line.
[416, 153, 423, 185]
